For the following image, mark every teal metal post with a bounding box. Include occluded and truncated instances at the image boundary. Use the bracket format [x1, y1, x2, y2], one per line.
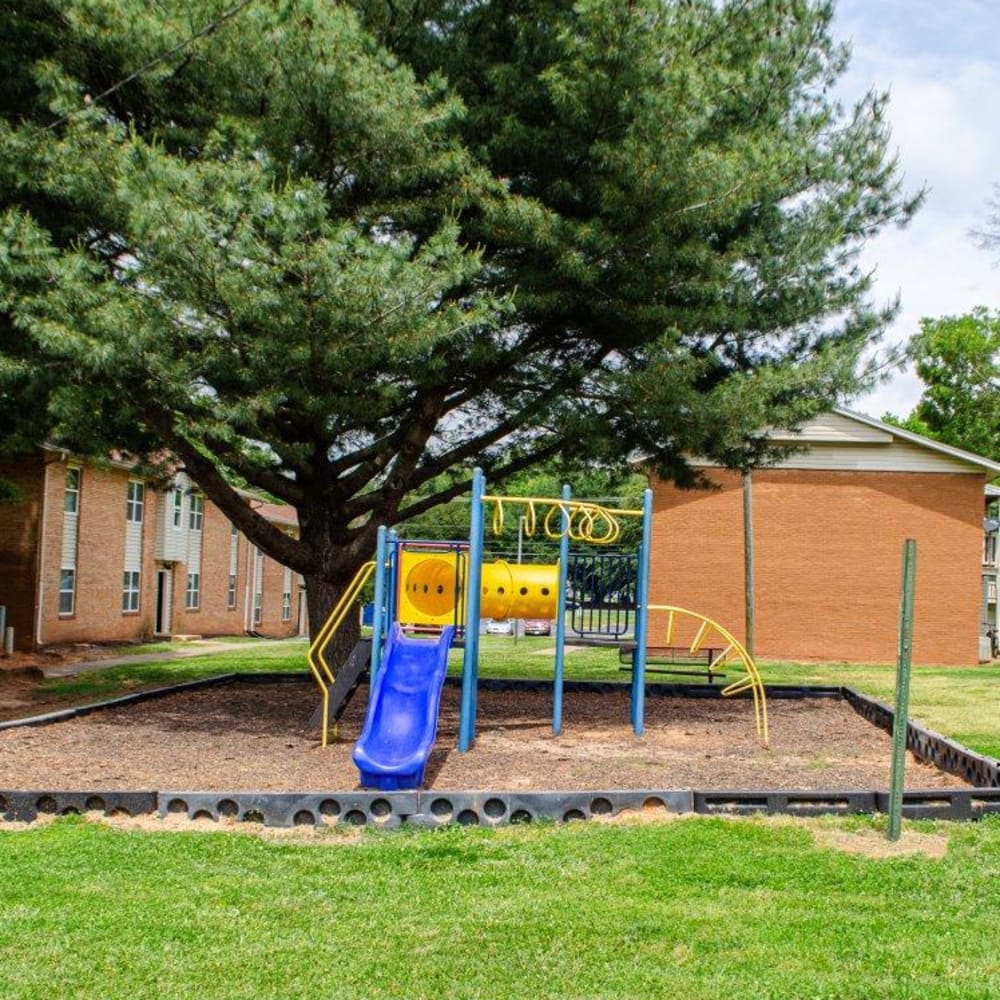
[459, 468, 486, 751]
[888, 538, 917, 842]
[553, 485, 571, 735]
[386, 530, 399, 630]
[630, 488, 653, 735]
[370, 525, 388, 679]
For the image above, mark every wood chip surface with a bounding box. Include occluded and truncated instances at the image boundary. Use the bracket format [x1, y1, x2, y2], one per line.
[0, 682, 971, 792]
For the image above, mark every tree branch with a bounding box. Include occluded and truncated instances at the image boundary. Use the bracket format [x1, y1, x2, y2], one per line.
[147, 413, 313, 574]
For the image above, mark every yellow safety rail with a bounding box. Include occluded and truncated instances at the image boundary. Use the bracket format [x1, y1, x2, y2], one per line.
[307, 560, 375, 747]
[646, 604, 769, 746]
[483, 494, 644, 545]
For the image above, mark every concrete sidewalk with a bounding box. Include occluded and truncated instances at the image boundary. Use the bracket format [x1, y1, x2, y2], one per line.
[41, 637, 308, 678]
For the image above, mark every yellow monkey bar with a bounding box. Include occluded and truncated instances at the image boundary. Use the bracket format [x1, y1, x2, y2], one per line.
[482, 494, 643, 545]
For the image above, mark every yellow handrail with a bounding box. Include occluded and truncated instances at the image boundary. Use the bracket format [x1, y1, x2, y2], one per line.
[646, 604, 769, 746]
[307, 561, 376, 747]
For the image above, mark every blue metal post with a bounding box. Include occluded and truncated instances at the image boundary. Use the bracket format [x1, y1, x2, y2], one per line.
[370, 526, 388, 680]
[459, 468, 486, 751]
[386, 530, 399, 633]
[553, 485, 571, 735]
[631, 488, 653, 735]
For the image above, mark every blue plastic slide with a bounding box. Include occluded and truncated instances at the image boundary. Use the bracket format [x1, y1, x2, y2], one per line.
[352, 624, 456, 790]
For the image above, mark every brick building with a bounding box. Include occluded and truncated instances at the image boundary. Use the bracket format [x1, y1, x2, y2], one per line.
[0, 448, 304, 651]
[650, 410, 1000, 666]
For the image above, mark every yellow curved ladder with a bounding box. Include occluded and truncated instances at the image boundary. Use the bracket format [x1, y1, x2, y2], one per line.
[646, 604, 769, 746]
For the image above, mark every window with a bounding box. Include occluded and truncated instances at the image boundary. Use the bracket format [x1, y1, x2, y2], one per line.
[126, 481, 144, 523]
[186, 573, 200, 610]
[61, 469, 80, 615]
[64, 468, 81, 514]
[281, 564, 293, 622]
[253, 592, 263, 626]
[172, 489, 183, 528]
[59, 568, 76, 615]
[227, 524, 239, 608]
[122, 571, 140, 612]
[985, 533, 998, 567]
[189, 494, 203, 531]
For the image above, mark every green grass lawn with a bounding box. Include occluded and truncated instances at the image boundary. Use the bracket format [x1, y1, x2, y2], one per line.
[2, 814, 1000, 999]
[6, 636, 1000, 997]
[34, 640, 313, 702]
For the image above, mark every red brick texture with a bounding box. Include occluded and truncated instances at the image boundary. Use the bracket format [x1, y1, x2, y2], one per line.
[650, 468, 985, 666]
[0, 458, 45, 650]
[170, 501, 242, 636]
[0, 452, 302, 649]
[39, 462, 158, 647]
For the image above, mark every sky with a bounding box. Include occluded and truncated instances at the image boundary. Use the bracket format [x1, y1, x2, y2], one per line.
[830, 0, 1000, 419]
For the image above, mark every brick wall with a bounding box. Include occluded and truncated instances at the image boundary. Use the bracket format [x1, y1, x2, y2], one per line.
[167, 503, 300, 639]
[258, 547, 299, 636]
[2, 452, 301, 648]
[40, 461, 157, 646]
[0, 455, 45, 651]
[171, 498, 243, 636]
[650, 468, 985, 666]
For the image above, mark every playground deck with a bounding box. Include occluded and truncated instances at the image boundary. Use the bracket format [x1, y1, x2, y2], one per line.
[0, 679, 969, 793]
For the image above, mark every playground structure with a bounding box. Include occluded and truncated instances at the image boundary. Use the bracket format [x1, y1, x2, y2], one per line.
[307, 468, 768, 790]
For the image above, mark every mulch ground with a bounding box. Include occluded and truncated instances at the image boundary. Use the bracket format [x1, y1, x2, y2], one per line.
[0, 680, 972, 792]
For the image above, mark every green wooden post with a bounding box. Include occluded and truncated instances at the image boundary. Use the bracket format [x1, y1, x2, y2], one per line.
[888, 538, 917, 842]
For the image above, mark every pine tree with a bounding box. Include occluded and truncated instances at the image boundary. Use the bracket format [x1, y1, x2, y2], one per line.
[1, 0, 920, 656]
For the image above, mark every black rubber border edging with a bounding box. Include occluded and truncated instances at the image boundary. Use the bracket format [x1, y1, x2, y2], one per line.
[0, 671, 305, 731]
[0, 789, 157, 823]
[3, 674, 1000, 826]
[844, 687, 1000, 788]
[5, 786, 1000, 828]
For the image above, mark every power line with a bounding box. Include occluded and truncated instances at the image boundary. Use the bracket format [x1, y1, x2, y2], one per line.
[44, 0, 259, 132]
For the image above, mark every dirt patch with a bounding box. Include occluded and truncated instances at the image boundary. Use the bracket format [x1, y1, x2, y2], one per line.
[1, 644, 123, 674]
[0, 669, 50, 716]
[0, 681, 972, 792]
[0, 644, 140, 722]
[100, 810, 368, 844]
[813, 827, 950, 859]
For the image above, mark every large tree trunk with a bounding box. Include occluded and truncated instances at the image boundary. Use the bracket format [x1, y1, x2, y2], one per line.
[304, 572, 363, 676]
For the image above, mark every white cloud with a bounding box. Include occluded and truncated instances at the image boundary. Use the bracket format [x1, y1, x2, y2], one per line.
[831, 0, 1000, 418]
[884, 63, 1000, 206]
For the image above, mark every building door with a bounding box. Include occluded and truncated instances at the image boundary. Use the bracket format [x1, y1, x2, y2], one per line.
[155, 569, 172, 636]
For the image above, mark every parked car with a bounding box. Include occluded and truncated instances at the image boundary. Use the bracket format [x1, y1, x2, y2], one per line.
[523, 618, 552, 636]
[485, 618, 513, 635]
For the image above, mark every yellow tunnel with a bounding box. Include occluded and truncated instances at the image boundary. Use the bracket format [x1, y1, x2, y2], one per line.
[480, 560, 558, 620]
[396, 549, 558, 626]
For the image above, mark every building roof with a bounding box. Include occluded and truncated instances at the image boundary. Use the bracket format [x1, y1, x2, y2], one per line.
[681, 408, 1000, 477]
[832, 408, 1000, 474]
[759, 408, 1000, 477]
[39, 448, 301, 528]
[244, 496, 299, 528]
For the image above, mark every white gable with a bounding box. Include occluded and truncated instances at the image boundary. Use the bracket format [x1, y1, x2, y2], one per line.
[767, 409, 1000, 475]
[691, 408, 1000, 476]
[768, 411, 893, 445]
